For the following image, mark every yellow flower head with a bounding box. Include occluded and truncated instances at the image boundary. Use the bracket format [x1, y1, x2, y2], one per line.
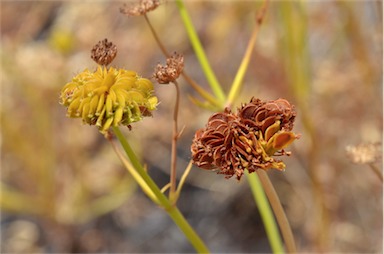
[60, 66, 158, 132]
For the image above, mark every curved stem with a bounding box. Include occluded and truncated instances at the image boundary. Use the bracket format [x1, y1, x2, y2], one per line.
[257, 170, 296, 253]
[112, 127, 168, 205]
[226, 0, 269, 108]
[246, 171, 285, 254]
[110, 127, 210, 253]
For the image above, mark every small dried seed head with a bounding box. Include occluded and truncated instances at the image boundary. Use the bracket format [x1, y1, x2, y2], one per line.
[91, 39, 117, 66]
[120, 0, 160, 17]
[346, 143, 382, 164]
[191, 97, 299, 180]
[153, 52, 184, 84]
[59, 66, 158, 133]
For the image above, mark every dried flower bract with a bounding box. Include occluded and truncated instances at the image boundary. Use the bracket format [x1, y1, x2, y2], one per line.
[191, 97, 299, 180]
[153, 52, 184, 84]
[91, 39, 117, 66]
[120, 0, 160, 17]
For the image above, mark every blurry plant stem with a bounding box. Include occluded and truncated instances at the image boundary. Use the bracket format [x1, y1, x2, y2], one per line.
[246, 171, 284, 254]
[175, 0, 226, 103]
[143, 14, 221, 109]
[169, 81, 181, 201]
[110, 127, 210, 253]
[279, 2, 329, 250]
[368, 164, 383, 183]
[226, 0, 269, 108]
[256, 170, 297, 253]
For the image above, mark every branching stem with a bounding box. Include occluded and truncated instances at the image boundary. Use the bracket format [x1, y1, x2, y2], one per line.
[144, 14, 221, 108]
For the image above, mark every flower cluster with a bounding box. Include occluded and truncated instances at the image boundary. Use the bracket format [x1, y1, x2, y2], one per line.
[153, 52, 184, 84]
[91, 38, 117, 66]
[59, 66, 158, 133]
[191, 97, 299, 180]
[120, 0, 160, 17]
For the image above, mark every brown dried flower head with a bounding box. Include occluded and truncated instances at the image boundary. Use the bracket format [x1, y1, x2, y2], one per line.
[153, 52, 184, 84]
[120, 0, 160, 17]
[191, 97, 299, 180]
[91, 38, 117, 66]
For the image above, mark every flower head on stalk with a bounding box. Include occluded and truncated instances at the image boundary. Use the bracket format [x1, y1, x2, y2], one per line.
[59, 39, 158, 133]
[191, 97, 299, 180]
[153, 52, 184, 84]
[120, 0, 160, 17]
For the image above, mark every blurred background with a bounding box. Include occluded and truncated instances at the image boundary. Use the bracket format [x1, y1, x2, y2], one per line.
[1, 1, 382, 253]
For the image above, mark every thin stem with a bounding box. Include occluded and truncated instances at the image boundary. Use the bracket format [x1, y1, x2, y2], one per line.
[175, 0, 226, 103]
[279, 2, 329, 250]
[176, 160, 193, 198]
[167, 205, 210, 253]
[144, 14, 169, 57]
[108, 137, 159, 204]
[257, 170, 296, 253]
[110, 127, 210, 253]
[368, 163, 383, 183]
[246, 171, 284, 254]
[112, 127, 168, 205]
[144, 13, 221, 108]
[226, 0, 269, 108]
[170, 81, 181, 200]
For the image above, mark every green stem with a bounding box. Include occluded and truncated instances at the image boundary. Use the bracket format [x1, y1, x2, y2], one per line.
[257, 170, 296, 253]
[144, 14, 221, 109]
[111, 127, 209, 253]
[226, 0, 269, 108]
[167, 205, 210, 253]
[246, 171, 285, 254]
[112, 126, 167, 204]
[175, 0, 226, 103]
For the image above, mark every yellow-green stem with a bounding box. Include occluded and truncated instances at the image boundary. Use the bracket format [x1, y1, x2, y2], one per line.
[279, 2, 328, 250]
[144, 14, 221, 108]
[246, 171, 284, 254]
[257, 170, 296, 253]
[111, 127, 209, 253]
[226, 0, 269, 107]
[175, 0, 226, 103]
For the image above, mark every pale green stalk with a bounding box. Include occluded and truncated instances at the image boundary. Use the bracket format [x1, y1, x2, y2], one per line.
[111, 127, 210, 253]
[279, 2, 328, 250]
[257, 170, 296, 253]
[246, 171, 284, 254]
[227, 0, 269, 107]
[175, 0, 226, 103]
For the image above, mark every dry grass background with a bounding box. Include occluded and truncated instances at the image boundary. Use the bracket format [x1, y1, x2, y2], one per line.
[1, 1, 382, 253]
